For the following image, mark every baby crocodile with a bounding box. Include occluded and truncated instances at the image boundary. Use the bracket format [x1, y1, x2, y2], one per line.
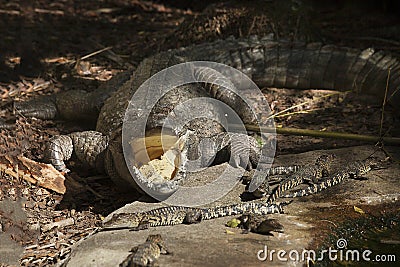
[119, 234, 169, 267]
[266, 154, 336, 203]
[103, 201, 286, 230]
[282, 158, 377, 198]
[244, 164, 303, 197]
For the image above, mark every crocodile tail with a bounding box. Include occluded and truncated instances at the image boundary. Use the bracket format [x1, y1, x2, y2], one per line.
[186, 37, 400, 108]
[282, 184, 320, 198]
[250, 41, 400, 102]
[247, 165, 302, 193]
[201, 202, 284, 220]
[267, 178, 303, 203]
[268, 165, 302, 176]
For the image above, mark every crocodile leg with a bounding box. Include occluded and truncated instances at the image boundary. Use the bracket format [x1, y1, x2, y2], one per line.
[14, 95, 58, 120]
[14, 71, 131, 122]
[46, 131, 109, 173]
[15, 90, 104, 122]
[192, 66, 277, 193]
[213, 132, 262, 170]
[193, 66, 258, 125]
[45, 134, 73, 172]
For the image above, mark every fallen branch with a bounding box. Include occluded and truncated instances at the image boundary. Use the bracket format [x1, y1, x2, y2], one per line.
[0, 155, 66, 194]
[237, 125, 400, 145]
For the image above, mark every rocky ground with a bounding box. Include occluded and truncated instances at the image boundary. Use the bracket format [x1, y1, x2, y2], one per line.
[0, 0, 399, 266]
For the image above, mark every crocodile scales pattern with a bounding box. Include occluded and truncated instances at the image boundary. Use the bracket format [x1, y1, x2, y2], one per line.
[103, 201, 285, 229]
[119, 234, 169, 267]
[267, 154, 335, 203]
[244, 165, 303, 197]
[282, 158, 376, 198]
[14, 36, 400, 196]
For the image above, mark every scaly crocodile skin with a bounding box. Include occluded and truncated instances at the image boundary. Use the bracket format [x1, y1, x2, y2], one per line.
[282, 158, 376, 198]
[15, 36, 400, 196]
[119, 234, 169, 267]
[244, 165, 303, 198]
[102, 201, 286, 230]
[267, 154, 336, 203]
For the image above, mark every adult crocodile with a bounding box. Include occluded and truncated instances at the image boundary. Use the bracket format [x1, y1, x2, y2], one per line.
[15, 36, 400, 199]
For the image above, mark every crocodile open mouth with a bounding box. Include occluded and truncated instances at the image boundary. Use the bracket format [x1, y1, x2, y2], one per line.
[129, 128, 185, 183]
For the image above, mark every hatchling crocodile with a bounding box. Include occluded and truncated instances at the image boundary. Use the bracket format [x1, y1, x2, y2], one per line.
[15, 36, 400, 199]
[119, 234, 170, 267]
[266, 153, 336, 203]
[282, 157, 378, 198]
[102, 200, 286, 230]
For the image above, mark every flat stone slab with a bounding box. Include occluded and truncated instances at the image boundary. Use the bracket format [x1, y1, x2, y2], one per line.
[65, 145, 400, 266]
[0, 199, 29, 266]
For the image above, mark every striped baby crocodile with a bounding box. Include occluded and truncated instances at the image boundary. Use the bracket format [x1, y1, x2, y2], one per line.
[282, 157, 377, 198]
[266, 154, 336, 203]
[119, 234, 170, 267]
[243, 164, 303, 197]
[102, 201, 286, 230]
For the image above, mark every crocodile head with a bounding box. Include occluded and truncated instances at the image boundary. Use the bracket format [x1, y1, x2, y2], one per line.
[107, 127, 191, 198]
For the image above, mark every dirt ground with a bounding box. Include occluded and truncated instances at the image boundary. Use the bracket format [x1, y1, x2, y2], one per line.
[0, 0, 399, 266]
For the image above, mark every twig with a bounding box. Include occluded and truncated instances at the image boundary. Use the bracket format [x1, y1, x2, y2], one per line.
[34, 8, 64, 15]
[267, 91, 347, 119]
[387, 83, 400, 102]
[85, 185, 105, 199]
[233, 124, 400, 145]
[247, 16, 257, 36]
[344, 36, 400, 46]
[329, 34, 400, 46]
[379, 68, 390, 138]
[380, 239, 400, 245]
[80, 47, 113, 61]
[0, 9, 20, 15]
[319, 219, 337, 228]
[89, 39, 131, 67]
[273, 108, 324, 118]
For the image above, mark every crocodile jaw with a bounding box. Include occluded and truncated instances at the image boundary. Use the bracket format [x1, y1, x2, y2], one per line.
[128, 130, 190, 197]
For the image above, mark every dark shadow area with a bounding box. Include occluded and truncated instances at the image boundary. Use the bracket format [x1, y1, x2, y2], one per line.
[314, 202, 400, 267]
[0, 0, 188, 83]
[57, 173, 142, 216]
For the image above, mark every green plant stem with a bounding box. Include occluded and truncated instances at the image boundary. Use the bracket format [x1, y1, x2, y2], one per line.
[236, 124, 400, 145]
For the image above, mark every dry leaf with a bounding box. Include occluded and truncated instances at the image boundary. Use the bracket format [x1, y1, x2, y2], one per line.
[226, 218, 241, 228]
[225, 229, 235, 235]
[354, 206, 365, 214]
